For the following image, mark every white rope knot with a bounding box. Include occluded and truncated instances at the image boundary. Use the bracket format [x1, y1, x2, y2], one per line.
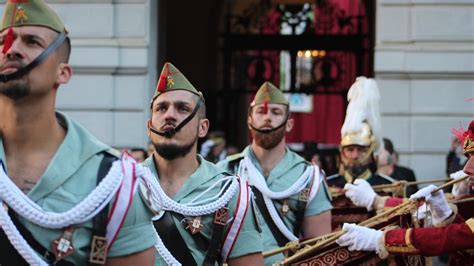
[238, 156, 316, 241]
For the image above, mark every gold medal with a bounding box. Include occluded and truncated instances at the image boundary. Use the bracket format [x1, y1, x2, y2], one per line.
[281, 200, 290, 216]
[186, 216, 203, 234]
[51, 227, 75, 263]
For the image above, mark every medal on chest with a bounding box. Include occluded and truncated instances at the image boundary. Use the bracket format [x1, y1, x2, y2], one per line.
[186, 216, 203, 234]
[281, 199, 290, 216]
[299, 188, 310, 202]
[51, 227, 75, 262]
[214, 207, 229, 225]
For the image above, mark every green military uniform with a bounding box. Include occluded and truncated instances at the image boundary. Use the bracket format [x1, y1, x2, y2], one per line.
[0, 112, 157, 264]
[218, 147, 332, 265]
[143, 155, 263, 265]
[145, 62, 262, 265]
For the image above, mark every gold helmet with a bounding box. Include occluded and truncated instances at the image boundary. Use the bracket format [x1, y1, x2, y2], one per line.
[339, 77, 383, 179]
[340, 77, 383, 154]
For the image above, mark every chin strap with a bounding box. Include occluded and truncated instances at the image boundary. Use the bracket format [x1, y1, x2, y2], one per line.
[149, 97, 203, 138]
[248, 110, 289, 135]
[0, 31, 67, 83]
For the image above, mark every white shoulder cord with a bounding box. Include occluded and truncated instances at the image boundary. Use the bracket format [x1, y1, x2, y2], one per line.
[137, 166, 239, 216]
[0, 159, 130, 265]
[0, 162, 123, 228]
[0, 200, 47, 266]
[238, 157, 314, 241]
[136, 166, 241, 265]
[240, 157, 312, 199]
[153, 229, 181, 266]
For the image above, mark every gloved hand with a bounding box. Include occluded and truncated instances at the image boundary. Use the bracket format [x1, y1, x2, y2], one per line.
[336, 223, 383, 252]
[451, 170, 470, 199]
[410, 185, 452, 225]
[344, 179, 377, 211]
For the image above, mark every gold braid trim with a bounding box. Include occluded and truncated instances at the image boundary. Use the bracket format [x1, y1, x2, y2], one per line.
[385, 228, 420, 254]
[465, 218, 474, 233]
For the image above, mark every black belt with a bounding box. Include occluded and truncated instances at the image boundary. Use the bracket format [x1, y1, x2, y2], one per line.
[153, 180, 232, 265]
[252, 188, 289, 247]
[154, 211, 198, 266]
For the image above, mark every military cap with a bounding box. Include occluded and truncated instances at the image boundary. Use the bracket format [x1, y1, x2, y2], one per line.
[1, 0, 66, 33]
[152, 62, 203, 103]
[251, 82, 289, 113]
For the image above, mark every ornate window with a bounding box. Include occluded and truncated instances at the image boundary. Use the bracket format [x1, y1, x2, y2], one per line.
[219, 0, 375, 146]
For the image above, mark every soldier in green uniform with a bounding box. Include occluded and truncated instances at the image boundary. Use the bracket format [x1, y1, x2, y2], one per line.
[0, 0, 156, 265]
[218, 82, 332, 265]
[143, 62, 263, 265]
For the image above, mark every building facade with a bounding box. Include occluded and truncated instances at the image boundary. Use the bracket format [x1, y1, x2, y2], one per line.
[376, 0, 474, 181]
[2, 0, 471, 181]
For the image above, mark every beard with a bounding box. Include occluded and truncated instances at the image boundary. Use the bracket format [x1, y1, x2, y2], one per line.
[0, 59, 30, 100]
[0, 79, 30, 100]
[251, 125, 286, 150]
[346, 163, 369, 177]
[154, 135, 197, 160]
[341, 155, 373, 178]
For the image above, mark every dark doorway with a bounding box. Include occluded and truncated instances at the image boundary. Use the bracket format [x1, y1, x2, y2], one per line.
[158, 0, 375, 152]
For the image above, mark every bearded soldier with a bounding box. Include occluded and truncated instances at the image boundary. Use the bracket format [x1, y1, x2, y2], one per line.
[0, 0, 156, 265]
[218, 82, 332, 265]
[141, 62, 263, 265]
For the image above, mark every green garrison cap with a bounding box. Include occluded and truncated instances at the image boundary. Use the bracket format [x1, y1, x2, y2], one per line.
[1, 0, 67, 33]
[251, 81, 289, 108]
[152, 62, 203, 102]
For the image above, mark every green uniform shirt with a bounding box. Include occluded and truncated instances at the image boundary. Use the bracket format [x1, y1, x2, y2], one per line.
[218, 146, 333, 265]
[0, 112, 156, 264]
[143, 155, 263, 265]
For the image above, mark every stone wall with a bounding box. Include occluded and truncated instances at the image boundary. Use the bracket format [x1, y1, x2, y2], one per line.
[0, 0, 158, 149]
[375, 0, 474, 181]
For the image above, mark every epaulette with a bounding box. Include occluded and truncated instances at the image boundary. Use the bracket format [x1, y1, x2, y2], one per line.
[226, 152, 245, 162]
[105, 148, 121, 158]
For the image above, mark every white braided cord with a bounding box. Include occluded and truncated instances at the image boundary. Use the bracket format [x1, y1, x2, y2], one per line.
[138, 166, 239, 216]
[137, 165, 242, 265]
[239, 157, 313, 199]
[0, 160, 130, 264]
[153, 227, 181, 266]
[0, 162, 123, 228]
[0, 200, 47, 265]
[238, 157, 314, 241]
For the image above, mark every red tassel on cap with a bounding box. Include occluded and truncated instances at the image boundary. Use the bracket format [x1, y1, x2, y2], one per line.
[262, 83, 270, 114]
[2, 28, 14, 54]
[157, 75, 167, 93]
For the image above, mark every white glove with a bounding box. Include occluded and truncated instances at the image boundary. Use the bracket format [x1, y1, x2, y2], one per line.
[344, 179, 377, 211]
[410, 185, 452, 225]
[451, 170, 470, 199]
[336, 223, 383, 252]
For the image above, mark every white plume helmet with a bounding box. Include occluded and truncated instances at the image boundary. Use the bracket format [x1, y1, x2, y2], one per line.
[341, 76, 384, 155]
